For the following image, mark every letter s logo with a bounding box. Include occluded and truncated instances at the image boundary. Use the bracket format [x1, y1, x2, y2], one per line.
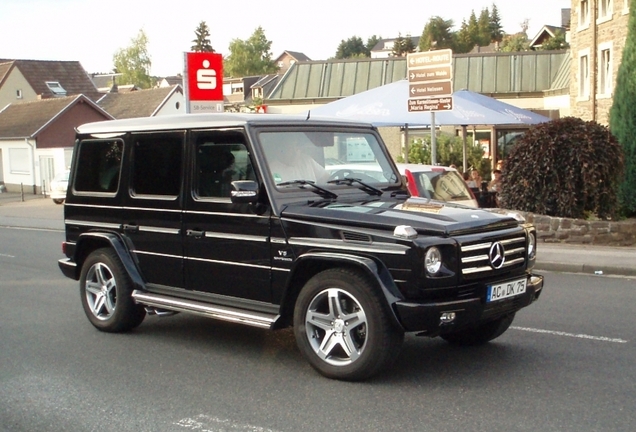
[197, 59, 217, 90]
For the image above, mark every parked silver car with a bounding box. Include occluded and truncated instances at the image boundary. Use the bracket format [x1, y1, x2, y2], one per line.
[49, 170, 70, 204]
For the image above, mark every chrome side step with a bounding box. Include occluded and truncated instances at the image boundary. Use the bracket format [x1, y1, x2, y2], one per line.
[132, 290, 278, 329]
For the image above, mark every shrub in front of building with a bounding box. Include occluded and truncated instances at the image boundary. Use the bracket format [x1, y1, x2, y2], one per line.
[499, 117, 624, 220]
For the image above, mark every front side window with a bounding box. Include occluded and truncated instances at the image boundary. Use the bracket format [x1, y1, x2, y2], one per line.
[131, 132, 184, 197]
[259, 130, 399, 188]
[195, 131, 255, 199]
[74, 139, 123, 193]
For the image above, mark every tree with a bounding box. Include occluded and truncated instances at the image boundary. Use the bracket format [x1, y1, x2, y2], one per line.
[391, 34, 405, 57]
[224, 26, 278, 77]
[335, 36, 368, 58]
[499, 118, 624, 219]
[477, 8, 492, 46]
[419, 16, 455, 51]
[366, 35, 382, 55]
[403, 34, 416, 54]
[391, 33, 415, 57]
[489, 3, 504, 43]
[405, 133, 485, 171]
[112, 29, 153, 89]
[191, 21, 215, 52]
[499, 33, 530, 52]
[609, 0, 636, 216]
[454, 19, 475, 53]
[537, 30, 570, 50]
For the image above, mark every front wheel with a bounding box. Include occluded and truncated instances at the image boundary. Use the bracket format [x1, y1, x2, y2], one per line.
[440, 313, 515, 346]
[79, 248, 145, 332]
[293, 268, 403, 381]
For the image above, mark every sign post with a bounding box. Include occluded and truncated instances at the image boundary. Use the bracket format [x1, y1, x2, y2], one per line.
[184, 52, 224, 114]
[406, 49, 453, 165]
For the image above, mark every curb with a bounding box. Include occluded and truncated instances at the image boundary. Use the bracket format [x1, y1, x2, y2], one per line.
[535, 261, 636, 277]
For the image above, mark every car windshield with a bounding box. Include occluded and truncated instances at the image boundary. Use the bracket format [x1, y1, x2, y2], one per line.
[259, 130, 400, 191]
[413, 170, 472, 201]
[53, 171, 70, 182]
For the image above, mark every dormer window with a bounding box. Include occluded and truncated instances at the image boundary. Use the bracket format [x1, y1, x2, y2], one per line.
[46, 81, 67, 96]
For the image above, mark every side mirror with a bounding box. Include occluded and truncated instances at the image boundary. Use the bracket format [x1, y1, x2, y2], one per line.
[230, 180, 259, 204]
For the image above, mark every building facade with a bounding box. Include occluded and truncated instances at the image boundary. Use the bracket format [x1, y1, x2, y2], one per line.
[569, 0, 631, 124]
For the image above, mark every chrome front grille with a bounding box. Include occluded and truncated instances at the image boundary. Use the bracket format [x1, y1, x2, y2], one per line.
[460, 235, 526, 278]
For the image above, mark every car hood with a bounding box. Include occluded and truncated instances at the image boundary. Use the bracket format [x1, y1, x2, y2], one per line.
[280, 197, 519, 237]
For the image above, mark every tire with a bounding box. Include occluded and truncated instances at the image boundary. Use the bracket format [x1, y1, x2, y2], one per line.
[293, 268, 404, 381]
[53, 199, 64, 204]
[79, 248, 146, 333]
[440, 313, 515, 346]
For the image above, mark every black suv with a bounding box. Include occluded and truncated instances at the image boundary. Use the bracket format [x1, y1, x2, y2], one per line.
[58, 113, 544, 380]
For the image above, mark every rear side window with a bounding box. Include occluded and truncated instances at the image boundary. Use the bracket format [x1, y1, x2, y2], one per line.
[131, 132, 184, 197]
[74, 139, 123, 193]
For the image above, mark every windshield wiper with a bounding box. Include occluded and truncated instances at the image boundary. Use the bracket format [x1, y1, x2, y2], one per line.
[327, 178, 383, 196]
[277, 180, 338, 199]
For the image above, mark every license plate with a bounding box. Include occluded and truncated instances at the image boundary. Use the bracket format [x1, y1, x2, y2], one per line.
[487, 278, 527, 302]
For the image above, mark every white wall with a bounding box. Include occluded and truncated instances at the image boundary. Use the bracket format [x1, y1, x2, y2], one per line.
[155, 92, 186, 116]
[0, 139, 69, 193]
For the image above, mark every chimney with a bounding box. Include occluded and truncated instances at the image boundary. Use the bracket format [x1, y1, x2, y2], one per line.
[561, 8, 571, 30]
[110, 76, 118, 93]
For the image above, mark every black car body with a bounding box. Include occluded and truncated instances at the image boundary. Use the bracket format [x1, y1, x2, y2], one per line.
[59, 113, 543, 380]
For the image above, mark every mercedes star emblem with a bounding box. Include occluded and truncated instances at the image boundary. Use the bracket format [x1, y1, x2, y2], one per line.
[489, 242, 505, 269]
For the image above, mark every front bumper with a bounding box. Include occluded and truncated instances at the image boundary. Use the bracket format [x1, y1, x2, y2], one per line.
[394, 273, 544, 333]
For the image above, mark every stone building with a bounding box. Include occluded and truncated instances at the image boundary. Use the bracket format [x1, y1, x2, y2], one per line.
[569, 0, 631, 124]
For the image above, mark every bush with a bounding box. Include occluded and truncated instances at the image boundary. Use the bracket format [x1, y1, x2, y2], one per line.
[499, 117, 624, 219]
[404, 133, 486, 175]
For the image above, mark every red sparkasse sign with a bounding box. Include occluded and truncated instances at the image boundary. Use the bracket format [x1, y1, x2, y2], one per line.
[185, 52, 223, 102]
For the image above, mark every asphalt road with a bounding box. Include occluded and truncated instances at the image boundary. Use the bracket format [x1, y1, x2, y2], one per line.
[1, 226, 635, 432]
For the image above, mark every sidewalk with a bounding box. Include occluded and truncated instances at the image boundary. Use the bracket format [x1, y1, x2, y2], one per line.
[1, 192, 635, 277]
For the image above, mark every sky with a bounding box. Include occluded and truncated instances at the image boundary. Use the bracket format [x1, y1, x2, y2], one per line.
[1, 0, 571, 77]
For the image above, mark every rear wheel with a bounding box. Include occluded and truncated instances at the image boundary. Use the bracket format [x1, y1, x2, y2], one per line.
[79, 248, 145, 332]
[440, 313, 515, 346]
[293, 268, 403, 381]
[52, 199, 64, 204]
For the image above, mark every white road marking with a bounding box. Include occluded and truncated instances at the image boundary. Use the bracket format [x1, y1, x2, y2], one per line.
[0, 226, 61, 232]
[512, 326, 628, 344]
[0, 253, 16, 258]
[174, 415, 280, 432]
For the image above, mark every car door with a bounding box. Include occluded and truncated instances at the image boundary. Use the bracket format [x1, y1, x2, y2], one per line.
[121, 131, 186, 289]
[183, 129, 272, 303]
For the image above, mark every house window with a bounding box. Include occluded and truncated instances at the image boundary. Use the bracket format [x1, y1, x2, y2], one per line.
[578, 0, 590, 29]
[624, 0, 629, 13]
[278, 61, 284, 68]
[9, 148, 30, 174]
[45, 81, 67, 96]
[578, 49, 590, 100]
[16, 89, 23, 99]
[598, 43, 613, 97]
[598, 0, 613, 22]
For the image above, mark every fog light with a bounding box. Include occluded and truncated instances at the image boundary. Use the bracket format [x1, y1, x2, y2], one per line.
[440, 312, 456, 324]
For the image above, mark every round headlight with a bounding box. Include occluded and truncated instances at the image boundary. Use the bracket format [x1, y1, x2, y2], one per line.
[425, 247, 442, 275]
[528, 232, 536, 259]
